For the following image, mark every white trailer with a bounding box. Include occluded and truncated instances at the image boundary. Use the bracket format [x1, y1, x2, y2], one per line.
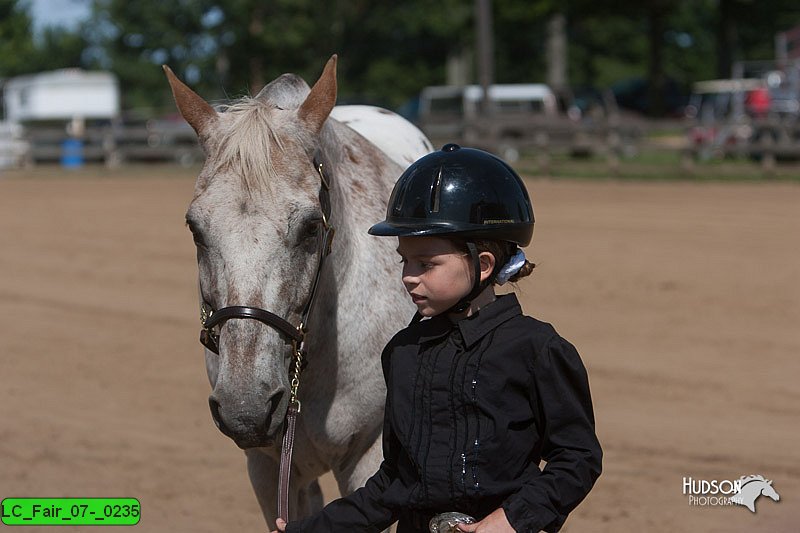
[3, 69, 120, 123]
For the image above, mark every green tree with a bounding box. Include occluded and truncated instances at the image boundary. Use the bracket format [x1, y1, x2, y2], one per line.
[204, 0, 327, 97]
[1, 0, 92, 79]
[36, 27, 90, 70]
[84, 0, 218, 113]
[330, 0, 471, 107]
[493, 0, 553, 84]
[0, 0, 38, 78]
[720, 0, 800, 73]
[202, 0, 470, 107]
[66, 0, 800, 117]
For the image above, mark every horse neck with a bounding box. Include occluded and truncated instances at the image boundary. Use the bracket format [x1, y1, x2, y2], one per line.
[740, 481, 763, 499]
[319, 120, 396, 269]
[312, 120, 406, 332]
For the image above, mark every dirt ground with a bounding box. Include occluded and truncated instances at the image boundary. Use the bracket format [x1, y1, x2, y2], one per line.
[1, 167, 798, 532]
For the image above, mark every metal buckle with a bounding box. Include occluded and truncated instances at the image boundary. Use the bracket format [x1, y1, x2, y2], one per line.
[200, 328, 219, 354]
[316, 160, 330, 190]
[199, 302, 219, 353]
[429, 512, 475, 533]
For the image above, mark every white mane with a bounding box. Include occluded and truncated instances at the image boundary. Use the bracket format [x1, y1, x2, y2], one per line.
[739, 474, 769, 486]
[211, 99, 285, 193]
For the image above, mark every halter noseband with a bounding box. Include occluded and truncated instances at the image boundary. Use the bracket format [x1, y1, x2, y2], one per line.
[197, 153, 334, 363]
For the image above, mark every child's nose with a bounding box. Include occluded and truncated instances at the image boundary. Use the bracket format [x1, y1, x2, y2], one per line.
[401, 266, 419, 286]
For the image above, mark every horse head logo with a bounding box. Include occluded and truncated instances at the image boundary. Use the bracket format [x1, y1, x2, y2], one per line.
[730, 475, 780, 513]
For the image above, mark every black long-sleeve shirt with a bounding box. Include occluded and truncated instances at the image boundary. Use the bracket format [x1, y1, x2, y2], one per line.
[286, 294, 602, 532]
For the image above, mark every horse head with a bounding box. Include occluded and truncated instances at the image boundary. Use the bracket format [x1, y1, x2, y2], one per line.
[165, 57, 338, 449]
[761, 479, 780, 502]
[733, 475, 781, 512]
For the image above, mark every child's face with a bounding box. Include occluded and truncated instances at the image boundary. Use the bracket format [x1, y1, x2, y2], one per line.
[396, 236, 473, 317]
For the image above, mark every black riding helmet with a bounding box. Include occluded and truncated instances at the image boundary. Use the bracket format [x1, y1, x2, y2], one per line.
[369, 143, 534, 245]
[369, 144, 534, 316]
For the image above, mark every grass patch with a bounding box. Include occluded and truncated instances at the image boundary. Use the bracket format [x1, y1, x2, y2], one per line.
[514, 147, 800, 182]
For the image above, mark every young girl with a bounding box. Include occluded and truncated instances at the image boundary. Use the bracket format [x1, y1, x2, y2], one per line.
[275, 144, 602, 533]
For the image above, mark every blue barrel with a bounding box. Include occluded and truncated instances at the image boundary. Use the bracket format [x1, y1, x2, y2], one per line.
[61, 138, 84, 168]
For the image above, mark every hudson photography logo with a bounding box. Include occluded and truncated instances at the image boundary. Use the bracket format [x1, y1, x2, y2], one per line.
[683, 475, 781, 512]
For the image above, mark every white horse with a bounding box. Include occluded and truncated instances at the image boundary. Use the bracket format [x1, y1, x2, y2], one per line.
[730, 475, 780, 513]
[164, 56, 432, 525]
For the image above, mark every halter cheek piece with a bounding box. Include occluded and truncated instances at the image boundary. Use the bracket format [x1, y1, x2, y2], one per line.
[194, 154, 334, 522]
[198, 153, 334, 359]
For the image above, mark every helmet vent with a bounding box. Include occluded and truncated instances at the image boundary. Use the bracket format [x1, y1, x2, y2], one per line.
[430, 166, 443, 213]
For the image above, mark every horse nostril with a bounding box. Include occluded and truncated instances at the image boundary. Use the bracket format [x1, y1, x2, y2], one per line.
[208, 396, 227, 434]
[264, 389, 285, 430]
[267, 391, 283, 420]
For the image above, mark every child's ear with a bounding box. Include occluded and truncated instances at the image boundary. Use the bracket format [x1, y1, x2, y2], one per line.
[478, 252, 496, 282]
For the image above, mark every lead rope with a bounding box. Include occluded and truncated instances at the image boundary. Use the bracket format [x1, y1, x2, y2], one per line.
[278, 337, 304, 522]
[277, 157, 332, 524]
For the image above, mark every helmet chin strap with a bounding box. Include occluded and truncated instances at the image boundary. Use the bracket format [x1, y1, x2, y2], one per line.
[449, 241, 489, 315]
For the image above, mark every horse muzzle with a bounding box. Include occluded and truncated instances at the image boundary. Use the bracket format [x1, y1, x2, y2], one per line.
[208, 387, 287, 449]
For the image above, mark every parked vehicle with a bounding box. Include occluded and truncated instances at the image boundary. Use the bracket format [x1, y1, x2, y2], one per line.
[685, 76, 800, 161]
[418, 83, 639, 161]
[3, 69, 120, 123]
[684, 78, 763, 159]
[418, 83, 558, 143]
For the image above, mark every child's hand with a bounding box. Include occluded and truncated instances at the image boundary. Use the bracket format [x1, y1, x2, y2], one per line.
[457, 508, 514, 532]
[270, 517, 287, 533]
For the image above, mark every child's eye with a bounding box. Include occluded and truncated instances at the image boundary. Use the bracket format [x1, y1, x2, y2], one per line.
[397, 257, 433, 269]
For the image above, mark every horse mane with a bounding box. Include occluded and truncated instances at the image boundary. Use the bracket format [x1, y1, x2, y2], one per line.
[739, 474, 769, 485]
[211, 93, 314, 195]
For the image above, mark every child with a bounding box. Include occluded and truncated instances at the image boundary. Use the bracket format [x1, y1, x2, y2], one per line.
[275, 144, 602, 532]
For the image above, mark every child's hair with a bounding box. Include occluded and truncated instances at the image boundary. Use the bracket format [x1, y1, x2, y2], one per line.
[452, 239, 536, 284]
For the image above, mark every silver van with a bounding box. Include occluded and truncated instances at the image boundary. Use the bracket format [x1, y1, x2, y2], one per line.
[418, 83, 557, 141]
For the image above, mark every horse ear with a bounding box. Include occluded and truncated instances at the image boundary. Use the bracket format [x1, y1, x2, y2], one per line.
[163, 65, 217, 136]
[298, 55, 338, 133]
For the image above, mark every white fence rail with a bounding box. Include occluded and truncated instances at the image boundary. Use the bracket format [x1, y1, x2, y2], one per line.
[0, 121, 29, 170]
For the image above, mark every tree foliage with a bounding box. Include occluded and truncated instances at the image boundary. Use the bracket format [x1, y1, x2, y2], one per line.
[82, 0, 218, 113]
[0, 0, 41, 77]
[0, 0, 91, 82]
[3, 0, 800, 117]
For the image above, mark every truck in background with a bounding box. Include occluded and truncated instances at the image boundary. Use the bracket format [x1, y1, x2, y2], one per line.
[417, 82, 639, 162]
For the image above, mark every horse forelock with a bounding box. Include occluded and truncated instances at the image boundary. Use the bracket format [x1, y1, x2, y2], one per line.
[210, 97, 315, 196]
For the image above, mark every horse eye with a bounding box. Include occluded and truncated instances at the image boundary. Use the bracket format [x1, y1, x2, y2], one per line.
[186, 220, 207, 248]
[303, 221, 320, 239]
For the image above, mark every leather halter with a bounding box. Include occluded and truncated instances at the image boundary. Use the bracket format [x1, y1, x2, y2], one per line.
[195, 154, 334, 522]
[198, 154, 334, 356]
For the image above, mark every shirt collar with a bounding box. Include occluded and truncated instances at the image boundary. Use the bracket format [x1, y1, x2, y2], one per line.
[457, 293, 522, 348]
[410, 293, 523, 347]
[411, 313, 454, 344]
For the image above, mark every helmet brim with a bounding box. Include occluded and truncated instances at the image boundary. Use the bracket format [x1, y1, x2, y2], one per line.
[368, 220, 533, 247]
[368, 220, 460, 237]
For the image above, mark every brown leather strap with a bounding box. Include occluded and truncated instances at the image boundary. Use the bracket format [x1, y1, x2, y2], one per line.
[278, 403, 300, 521]
[204, 305, 303, 344]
